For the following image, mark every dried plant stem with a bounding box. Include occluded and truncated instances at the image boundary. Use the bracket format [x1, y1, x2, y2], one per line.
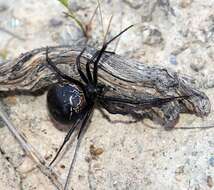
[0, 103, 64, 190]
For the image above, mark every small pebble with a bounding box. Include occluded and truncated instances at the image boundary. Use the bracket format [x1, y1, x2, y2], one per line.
[4, 96, 17, 105]
[0, 4, 8, 12]
[175, 166, 184, 174]
[49, 18, 63, 27]
[169, 54, 177, 65]
[180, 0, 193, 8]
[123, 0, 144, 9]
[68, 1, 82, 11]
[9, 18, 21, 28]
[141, 25, 163, 45]
[207, 176, 213, 188]
[190, 58, 205, 72]
[208, 157, 214, 167]
[90, 144, 104, 158]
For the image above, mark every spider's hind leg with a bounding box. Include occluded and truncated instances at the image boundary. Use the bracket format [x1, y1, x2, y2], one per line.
[98, 108, 138, 124]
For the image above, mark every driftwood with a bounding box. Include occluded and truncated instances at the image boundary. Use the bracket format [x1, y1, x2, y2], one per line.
[0, 45, 211, 128]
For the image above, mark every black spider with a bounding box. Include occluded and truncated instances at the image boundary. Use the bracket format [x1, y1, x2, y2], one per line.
[45, 25, 188, 188]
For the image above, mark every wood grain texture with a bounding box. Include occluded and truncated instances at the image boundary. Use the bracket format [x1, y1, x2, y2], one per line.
[0, 45, 210, 128]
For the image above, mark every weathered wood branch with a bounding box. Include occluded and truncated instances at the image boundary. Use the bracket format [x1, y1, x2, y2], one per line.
[0, 45, 211, 128]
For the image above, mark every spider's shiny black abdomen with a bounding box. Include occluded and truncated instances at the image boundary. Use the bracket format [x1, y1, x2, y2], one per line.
[47, 83, 86, 125]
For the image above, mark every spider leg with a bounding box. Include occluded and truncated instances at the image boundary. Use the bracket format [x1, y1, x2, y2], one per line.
[93, 25, 134, 85]
[98, 95, 190, 108]
[86, 50, 115, 83]
[76, 48, 89, 84]
[49, 120, 80, 166]
[86, 50, 99, 83]
[92, 46, 108, 85]
[98, 107, 138, 124]
[77, 105, 94, 139]
[45, 47, 84, 88]
[64, 105, 94, 190]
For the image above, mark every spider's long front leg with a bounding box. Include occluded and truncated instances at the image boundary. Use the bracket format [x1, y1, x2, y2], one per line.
[45, 47, 84, 88]
[92, 25, 134, 85]
[76, 48, 90, 84]
[86, 50, 99, 83]
[86, 50, 116, 83]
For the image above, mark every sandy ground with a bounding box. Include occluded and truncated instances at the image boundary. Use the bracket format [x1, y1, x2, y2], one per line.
[0, 0, 214, 190]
